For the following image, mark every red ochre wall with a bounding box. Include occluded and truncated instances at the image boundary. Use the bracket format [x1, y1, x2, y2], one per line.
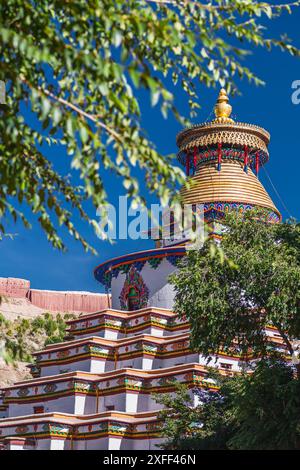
[0, 277, 29, 298]
[0, 277, 110, 313]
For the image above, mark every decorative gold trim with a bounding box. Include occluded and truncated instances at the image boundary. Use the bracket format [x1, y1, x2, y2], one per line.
[177, 123, 269, 154]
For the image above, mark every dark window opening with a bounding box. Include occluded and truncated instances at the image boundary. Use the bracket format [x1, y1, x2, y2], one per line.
[220, 363, 232, 370]
[106, 405, 115, 411]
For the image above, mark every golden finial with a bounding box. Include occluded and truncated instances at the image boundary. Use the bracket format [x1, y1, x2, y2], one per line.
[213, 89, 234, 123]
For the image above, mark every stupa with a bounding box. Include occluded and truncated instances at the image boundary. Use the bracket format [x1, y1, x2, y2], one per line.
[0, 91, 284, 450]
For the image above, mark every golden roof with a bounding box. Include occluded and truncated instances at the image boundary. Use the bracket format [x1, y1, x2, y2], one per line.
[177, 90, 280, 220]
[180, 160, 280, 217]
[177, 89, 270, 156]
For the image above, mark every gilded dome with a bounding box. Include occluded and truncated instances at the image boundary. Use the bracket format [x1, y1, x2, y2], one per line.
[180, 160, 280, 217]
[177, 90, 281, 223]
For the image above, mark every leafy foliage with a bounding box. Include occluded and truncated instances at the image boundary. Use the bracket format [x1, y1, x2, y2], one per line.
[155, 377, 234, 449]
[228, 359, 300, 449]
[170, 210, 300, 365]
[156, 359, 300, 450]
[0, 311, 76, 364]
[1, 1, 299, 250]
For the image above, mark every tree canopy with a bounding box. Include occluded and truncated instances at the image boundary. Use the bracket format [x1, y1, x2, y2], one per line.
[161, 208, 300, 449]
[156, 358, 300, 449]
[0, 1, 300, 251]
[170, 211, 300, 372]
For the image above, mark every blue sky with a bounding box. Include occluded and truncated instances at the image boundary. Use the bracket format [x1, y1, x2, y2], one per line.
[1, 8, 300, 293]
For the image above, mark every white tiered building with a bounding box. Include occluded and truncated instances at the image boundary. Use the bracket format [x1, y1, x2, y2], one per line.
[0, 91, 284, 450]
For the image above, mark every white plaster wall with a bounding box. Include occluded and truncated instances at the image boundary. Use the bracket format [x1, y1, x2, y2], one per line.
[9, 440, 35, 450]
[78, 327, 122, 340]
[115, 352, 200, 371]
[50, 438, 67, 450]
[102, 391, 189, 413]
[78, 437, 109, 450]
[103, 330, 121, 340]
[90, 358, 114, 373]
[130, 392, 161, 412]
[158, 352, 199, 369]
[40, 357, 114, 376]
[8, 443, 25, 450]
[101, 392, 147, 413]
[74, 439, 89, 450]
[116, 437, 163, 450]
[140, 394, 163, 412]
[35, 439, 52, 450]
[39, 362, 81, 377]
[116, 356, 154, 370]
[30, 438, 69, 450]
[109, 437, 123, 450]
[37, 353, 240, 383]
[131, 437, 163, 451]
[38, 353, 196, 377]
[125, 392, 139, 413]
[74, 395, 87, 415]
[149, 327, 165, 337]
[75, 437, 159, 450]
[97, 392, 160, 413]
[8, 394, 97, 418]
[82, 395, 97, 415]
[74, 436, 119, 450]
[198, 354, 240, 372]
[101, 393, 125, 412]
[8, 396, 76, 417]
[82, 437, 152, 450]
[111, 259, 178, 310]
[78, 324, 186, 340]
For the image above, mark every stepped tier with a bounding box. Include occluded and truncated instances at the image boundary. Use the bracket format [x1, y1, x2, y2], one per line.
[2, 364, 223, 418]
[30, 328, 286, 379]
[31, 333, 196, 376]
[66, 307, 189, 339]
[65, 307, 284, 346]
[30, 333, 245, 378]
[0, 313, 288, 450]
[0, 410, 162, 450]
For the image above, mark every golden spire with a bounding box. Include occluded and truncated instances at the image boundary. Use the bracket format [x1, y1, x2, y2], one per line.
[213, 88, 234, 123]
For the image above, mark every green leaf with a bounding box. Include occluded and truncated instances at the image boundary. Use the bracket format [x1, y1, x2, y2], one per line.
[41, 97, 51, 119]
[79, 124, 89, 144]
[113, 30, 122, 48]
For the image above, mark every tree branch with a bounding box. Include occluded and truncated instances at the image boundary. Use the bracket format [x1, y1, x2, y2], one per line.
[145, 0, 300, 12]
[273, 322, 294, 356]
[19, 77, 123, 143]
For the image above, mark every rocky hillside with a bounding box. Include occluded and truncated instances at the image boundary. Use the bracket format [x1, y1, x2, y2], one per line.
[0, 309, 77, 387]
[0, 294, 55, 321]
[0, 280, 105, 388]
